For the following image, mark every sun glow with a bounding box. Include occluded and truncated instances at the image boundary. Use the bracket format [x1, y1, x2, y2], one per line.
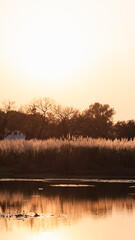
[1, 0, 135, 119]
[2, 0, 105, 87]
[32, 231, 60, 240]
[15, 15, 86, 79]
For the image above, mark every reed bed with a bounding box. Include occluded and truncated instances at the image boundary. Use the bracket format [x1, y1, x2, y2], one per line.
[0, 137, 135, 177]
[1, 137, 135, 153]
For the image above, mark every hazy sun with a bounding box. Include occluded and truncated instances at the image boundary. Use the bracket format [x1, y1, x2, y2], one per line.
[3, 2, 104, 86]
[5, 10, 86, 82]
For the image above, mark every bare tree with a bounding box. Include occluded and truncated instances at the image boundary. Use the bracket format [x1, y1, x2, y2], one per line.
[1, 100, 16, 113]
[34, 98, 53, 138]
[53, 104, 78, 137]
[0, 100, 16, 139]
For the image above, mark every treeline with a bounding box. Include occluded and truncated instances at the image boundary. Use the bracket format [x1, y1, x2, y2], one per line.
[0, 98, 135, 140]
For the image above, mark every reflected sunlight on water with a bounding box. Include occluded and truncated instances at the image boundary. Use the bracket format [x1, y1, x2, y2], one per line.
[0, 181, 135, 240]
[32, 232, 59, 240]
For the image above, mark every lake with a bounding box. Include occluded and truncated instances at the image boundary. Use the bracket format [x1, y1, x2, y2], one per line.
[0, 178, 135, 240]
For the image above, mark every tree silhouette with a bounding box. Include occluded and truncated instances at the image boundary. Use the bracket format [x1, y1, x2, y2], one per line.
[115, 120, 135, 140]
[53, 104, 78, 137]
[82, 103, 115, 138]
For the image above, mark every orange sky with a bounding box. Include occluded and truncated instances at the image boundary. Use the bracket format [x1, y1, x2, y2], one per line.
[0, 0, 135, 121]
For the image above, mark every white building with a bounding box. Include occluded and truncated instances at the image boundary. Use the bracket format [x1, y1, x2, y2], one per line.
[4, 130, 26, 140]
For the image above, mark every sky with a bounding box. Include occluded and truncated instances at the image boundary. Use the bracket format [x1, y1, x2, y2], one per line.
[0, 0, 135, 121]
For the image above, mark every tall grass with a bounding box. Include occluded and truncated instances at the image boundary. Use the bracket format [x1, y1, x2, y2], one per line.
[1, 137, 135, 152]
[0, 137, 135, 177]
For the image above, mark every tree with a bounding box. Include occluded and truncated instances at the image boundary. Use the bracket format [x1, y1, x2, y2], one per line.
[115, 120, 135, 140]
[33, 98, 53, 139]
[20, 103, 40, 139]
[0, 100, 16, 139]
[53, 104, 78, 137]
[82, 102, 115, 138]
[1, 100, 15, 113]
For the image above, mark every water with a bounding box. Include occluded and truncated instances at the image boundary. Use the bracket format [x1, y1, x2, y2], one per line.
[0, 179, 135, 240]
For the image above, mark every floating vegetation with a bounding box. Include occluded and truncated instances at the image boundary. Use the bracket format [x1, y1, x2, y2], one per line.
[0, 212, 41, 219]
[0, 212, 69, 220]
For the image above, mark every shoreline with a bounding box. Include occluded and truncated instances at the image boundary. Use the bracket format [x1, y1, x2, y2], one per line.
[0, 174, 135, 181]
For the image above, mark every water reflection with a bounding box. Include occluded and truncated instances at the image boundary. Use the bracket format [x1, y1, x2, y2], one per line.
[0, 181, 135, 239]
[0, 182, 135, 240]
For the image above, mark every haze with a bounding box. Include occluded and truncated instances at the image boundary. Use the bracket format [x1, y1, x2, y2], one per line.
[0, 0, 135, 120]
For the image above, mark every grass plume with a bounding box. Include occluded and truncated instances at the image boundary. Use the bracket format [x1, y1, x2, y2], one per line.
[0, 137, 135, 177]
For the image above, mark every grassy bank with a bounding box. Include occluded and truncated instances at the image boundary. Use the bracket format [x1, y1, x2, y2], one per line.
[0, 137, 135, 178]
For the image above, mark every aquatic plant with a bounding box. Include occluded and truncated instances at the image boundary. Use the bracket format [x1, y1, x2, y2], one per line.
[0, 137, 135, 177]
[0, 137, 135, 152]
